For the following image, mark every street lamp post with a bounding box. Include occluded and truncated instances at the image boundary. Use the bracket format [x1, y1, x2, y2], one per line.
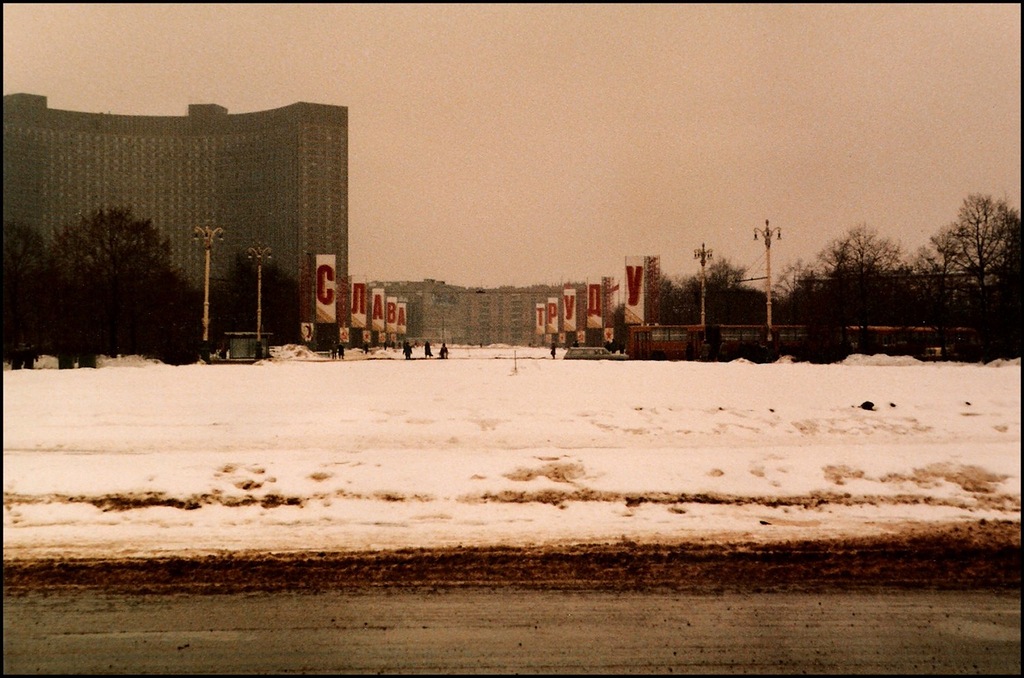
[193, 226, 224, 354]
[754, 220, 781, 332]
[694, 243, 713, 326]
[247, 242, 272, 356]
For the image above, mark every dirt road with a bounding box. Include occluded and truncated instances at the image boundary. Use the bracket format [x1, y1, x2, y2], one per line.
[4, 589, 1020, 674]
[4, 519, 1018, 594]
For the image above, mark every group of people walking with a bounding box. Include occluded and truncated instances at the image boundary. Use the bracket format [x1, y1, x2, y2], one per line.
[402, 340, 448, 360]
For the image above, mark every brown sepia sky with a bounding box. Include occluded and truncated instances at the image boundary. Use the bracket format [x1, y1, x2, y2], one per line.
[4, 4, 1020, 288]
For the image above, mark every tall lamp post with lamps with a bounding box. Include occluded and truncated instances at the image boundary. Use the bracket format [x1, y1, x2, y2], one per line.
[193, 225, 224, 361]
[694, 243, 713, 326]
[754, 220, 781, 332]
[247, 242, 272, 357]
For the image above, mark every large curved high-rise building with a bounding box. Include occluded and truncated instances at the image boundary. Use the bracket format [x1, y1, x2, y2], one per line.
[3, 93, 348, 320]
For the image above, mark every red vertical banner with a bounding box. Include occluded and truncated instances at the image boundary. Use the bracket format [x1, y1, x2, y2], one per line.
[562, 287, 577, 333]
[602, 276, 619, 328]
[385, 296, 398, 333]
[545, 297, 559, 334]
[351, 282, 367, 328]
[645, 255, 661, 325]
[586, 283, 602, 329]
[315, 255, 336, 323]
[624, 257, 645, 325]
[371, 288, 385, 332]
[396, 302, 407, 335]
[535, 302, 546, 336]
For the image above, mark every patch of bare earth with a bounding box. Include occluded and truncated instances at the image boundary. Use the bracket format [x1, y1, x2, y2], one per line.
[3, 520, 1018, 596]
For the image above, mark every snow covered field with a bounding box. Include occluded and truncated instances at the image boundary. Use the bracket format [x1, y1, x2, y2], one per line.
[3, 346, 1019, 560]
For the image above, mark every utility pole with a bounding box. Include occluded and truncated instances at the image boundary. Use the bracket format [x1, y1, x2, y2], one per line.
[247, 242, 272, 356]
[193, 225, 224, 357]
[754, 220, 781, 331]
[694, 243, 713, 326]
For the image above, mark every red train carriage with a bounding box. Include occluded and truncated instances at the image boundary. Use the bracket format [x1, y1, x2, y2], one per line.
[626, 324, 980, 363]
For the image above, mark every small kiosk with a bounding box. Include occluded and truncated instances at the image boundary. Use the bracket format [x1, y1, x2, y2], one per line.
[221, 332, 272, 362]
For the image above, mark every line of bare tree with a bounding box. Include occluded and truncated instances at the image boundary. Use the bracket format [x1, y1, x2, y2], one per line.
[4, 207, 298, 365]
[644, 194, 1019, 362]
[4, 194, 1020, 364]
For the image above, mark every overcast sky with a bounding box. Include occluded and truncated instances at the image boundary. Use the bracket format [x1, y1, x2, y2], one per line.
[4, 4, 1020, 288]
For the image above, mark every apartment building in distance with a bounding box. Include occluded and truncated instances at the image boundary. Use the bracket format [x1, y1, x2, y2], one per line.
[3, 93, 348, 326]
[365, 279, 607, 348]
[4, 94, 624, 351]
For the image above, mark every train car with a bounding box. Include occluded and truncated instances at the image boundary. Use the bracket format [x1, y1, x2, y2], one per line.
[626, 324, 780, 362]
[626, 324, 705, 361]
[626, 323, 980, 363]
[850, 326, 981, 361]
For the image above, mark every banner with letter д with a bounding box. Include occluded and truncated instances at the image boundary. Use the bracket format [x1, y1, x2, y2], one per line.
[624, 256, 645, 325]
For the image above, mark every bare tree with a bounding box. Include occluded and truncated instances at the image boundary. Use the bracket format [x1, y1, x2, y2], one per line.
[657, 274, 700, 325]
[51, 207, 174, 357]
[773, 259, 814, 326]
[3, 221, 48, 353]
[909, 230, 962, 358]
[941, 194, 1017, 360]
[817, 224, 903, 352]
[992, 200, 1020, 357]
[701, 257, 762, 325]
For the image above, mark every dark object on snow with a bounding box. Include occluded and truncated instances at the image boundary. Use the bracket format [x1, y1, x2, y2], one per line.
[759, 520, 771, 525]
[860, 401, 875, 410]
[10, 344, 37, 369]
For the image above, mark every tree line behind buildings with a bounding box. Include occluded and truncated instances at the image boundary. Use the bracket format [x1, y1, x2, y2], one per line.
[3, 194, 1020, 365]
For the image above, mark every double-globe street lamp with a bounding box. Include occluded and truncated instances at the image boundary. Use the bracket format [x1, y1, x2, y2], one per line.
[754, 220, 781, 332]
[694, 242, 713, 327]
[247, 242, 272, 357]
[193, 226, 224, 358]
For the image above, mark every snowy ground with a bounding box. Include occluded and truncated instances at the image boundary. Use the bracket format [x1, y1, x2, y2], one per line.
[3, 346, 1019, 561]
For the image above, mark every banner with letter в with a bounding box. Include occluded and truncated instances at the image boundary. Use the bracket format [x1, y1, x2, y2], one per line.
[385, 296, 398, 333]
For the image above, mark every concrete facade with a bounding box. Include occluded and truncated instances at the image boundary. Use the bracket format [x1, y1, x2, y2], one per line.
[3, 93, 348, 297]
